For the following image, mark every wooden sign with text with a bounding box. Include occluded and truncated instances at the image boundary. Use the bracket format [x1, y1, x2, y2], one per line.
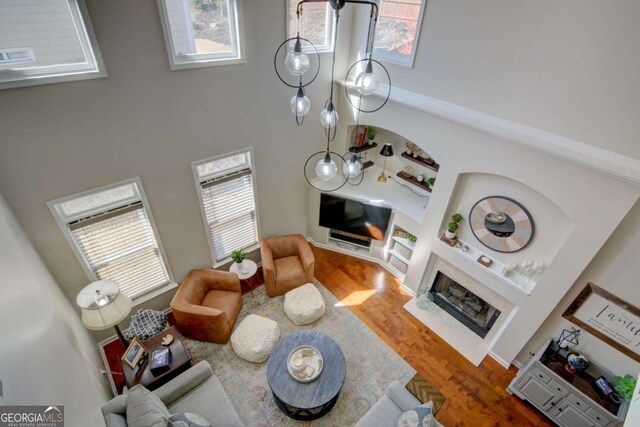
[563, 283, 640, 362]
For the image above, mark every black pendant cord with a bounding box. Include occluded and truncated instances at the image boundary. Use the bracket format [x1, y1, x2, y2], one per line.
[324, 8, 340, 143]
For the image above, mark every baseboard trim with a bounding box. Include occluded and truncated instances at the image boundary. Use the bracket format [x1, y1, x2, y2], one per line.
[489, 351, 512, 369]
[307, 237, 416, 296]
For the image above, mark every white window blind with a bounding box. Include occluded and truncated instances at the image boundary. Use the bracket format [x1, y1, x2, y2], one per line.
[194, 150, 259, 264]
[49, 179, 172, 301]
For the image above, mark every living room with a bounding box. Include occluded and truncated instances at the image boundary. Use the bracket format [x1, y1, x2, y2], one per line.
[1, 1, 639, 426]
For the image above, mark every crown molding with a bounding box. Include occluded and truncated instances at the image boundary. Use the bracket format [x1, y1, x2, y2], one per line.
[339, 81, 640, 185]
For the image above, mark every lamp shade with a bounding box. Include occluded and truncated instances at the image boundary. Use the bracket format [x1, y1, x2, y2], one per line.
[379, 143, 394, 157]
[76, 280, 132, 331]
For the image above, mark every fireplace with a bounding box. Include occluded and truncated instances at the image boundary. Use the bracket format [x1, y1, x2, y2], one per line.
[429, 271, 501, 338]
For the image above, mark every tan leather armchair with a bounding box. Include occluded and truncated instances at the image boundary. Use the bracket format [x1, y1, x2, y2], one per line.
[261, 234, 315, 297]
[170, 269, 242, 344]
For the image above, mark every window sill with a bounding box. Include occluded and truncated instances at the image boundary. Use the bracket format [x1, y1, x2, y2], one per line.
[132, 281, 179, 307]
[169, 56, 246, 71]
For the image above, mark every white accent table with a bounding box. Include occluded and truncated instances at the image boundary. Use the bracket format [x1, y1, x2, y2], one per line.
[229, 259, 258, 296]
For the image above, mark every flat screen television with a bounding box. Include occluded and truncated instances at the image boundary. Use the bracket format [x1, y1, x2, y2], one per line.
[319, 194, 392, 240]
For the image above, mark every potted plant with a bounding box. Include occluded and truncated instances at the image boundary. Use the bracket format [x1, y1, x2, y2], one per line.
[445, 213, 463, 239]
[231, 249, 247, 273]
[367, 126, 377, 145]
[426, 177, 436, 189]
[615, 375, 637, 401]
[408, 233, 417, 246]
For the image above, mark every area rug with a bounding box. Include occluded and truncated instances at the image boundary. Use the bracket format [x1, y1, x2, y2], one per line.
[179, 281, 416, 426]
[405, 373, 446, 415]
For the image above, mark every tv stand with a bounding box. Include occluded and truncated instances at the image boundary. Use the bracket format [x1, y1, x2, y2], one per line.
[329, 230, 372, 248]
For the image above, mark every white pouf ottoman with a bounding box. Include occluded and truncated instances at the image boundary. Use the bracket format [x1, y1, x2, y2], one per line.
[231, 314, 280, 363]
[284, 283, 326, 326]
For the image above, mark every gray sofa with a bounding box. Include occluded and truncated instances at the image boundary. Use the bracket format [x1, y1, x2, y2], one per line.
[355, 381, 443, 427]
[101, 361, 244, 427]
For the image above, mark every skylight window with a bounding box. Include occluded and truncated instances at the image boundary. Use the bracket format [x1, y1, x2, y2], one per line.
[373, 0, 427, 67]
[0, 0, 106, 89]
[158, 0, 245, 69]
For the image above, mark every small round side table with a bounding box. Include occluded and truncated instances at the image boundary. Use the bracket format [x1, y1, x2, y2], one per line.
[229, 259, 258, 296]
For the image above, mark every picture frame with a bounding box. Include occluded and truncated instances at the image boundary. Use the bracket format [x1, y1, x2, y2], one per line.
[563, 283, 640, 362]
[121, 337, 146, 369]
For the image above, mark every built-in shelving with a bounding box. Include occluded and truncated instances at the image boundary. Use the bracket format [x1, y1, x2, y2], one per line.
[434, 237, 537, 295]
[396, 171, 432, 192]
[349, 142, 378, 153]
[386, 226, 416, 278]
[401, 151, 440, 172]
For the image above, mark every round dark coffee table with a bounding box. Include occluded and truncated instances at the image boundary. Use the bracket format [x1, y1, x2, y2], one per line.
[266, 330, 346, 420]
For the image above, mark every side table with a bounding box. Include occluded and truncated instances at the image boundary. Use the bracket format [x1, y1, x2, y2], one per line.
[118, 326, 193, 392]
[229, 259, 258, 296]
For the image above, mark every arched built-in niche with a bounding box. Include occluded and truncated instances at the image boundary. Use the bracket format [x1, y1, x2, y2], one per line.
[346, 125, 440, 193]
[443, 172, 574, 282]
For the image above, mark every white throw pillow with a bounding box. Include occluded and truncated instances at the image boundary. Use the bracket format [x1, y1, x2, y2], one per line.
[397, 401, 434, 427]
[167, 412, 211, 427]
[125, 384, 169, 427]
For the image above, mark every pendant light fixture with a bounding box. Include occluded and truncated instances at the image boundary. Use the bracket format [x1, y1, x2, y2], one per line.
[274, 0, 392, 192]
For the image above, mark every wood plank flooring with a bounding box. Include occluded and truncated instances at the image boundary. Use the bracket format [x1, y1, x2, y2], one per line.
[310, 244, 554, 427]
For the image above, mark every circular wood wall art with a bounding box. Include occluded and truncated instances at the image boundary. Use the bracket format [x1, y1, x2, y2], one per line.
[469, 196, 534, 253]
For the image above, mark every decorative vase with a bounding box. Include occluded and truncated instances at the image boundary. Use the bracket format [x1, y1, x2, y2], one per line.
[416, 175, 424, 182]
[413, 152, 419, 158]
[565, 353, 589, 374]
[237, 260, 247, 274]
[406, 149, 412, 155]
[367, 138, 374, 145]
[445, 230, 456, 239]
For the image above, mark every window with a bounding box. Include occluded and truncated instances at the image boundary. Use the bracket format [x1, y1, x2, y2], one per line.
[0, 0, 106, 89]
[158, 0, 244, 69]
[192, 148, 260, 265]
[373, 0, 427, 67]
[48, 178, 173, 301]
[287, 0, 334, 53]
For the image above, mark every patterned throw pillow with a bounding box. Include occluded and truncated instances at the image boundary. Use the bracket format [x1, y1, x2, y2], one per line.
[166, 412, 211, 427]
[123, 309, 168, 341]
[397, 401, 434, 427]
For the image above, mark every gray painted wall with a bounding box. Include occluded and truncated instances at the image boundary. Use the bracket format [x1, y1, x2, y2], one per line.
[0, 0, 349, 338]
[0, 193, 109, 424]
[351, 0, 640, 160]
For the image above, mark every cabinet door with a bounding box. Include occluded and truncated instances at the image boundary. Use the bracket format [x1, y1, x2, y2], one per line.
[554, 403, 596, 427]
[520, 375, 561, 411]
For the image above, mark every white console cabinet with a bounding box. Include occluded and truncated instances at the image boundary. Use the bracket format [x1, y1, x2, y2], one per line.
[508, 339, 628, 426]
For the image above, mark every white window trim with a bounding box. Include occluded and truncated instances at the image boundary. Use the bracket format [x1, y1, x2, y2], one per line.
[0, 0, 107, 90]
[372, 0, 428, 68]
[47, 177, 176, 306]
[157, 0, 246, 70]
[191, 147, 262, 267]
[285, 0, 335, 53]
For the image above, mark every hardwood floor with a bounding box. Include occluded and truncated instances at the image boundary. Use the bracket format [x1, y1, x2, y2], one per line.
[310, 244, 554, 427]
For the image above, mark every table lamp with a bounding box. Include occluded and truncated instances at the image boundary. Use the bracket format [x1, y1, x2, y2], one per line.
[378, 143, 394, 183]
[76, 280, 132, 347]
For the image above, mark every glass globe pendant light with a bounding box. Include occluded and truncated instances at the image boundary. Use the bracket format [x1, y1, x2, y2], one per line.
[290, 86, 310, 124]
[316, 152, 337, 181]
[320, 100, 339, 128]
[355, 59, 379, 95]
[285, 37, 310, 76]
[343, 154, 363, 178]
